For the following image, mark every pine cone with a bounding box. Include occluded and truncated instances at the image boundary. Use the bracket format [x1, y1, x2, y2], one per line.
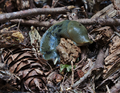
[1, 47, 49, 92]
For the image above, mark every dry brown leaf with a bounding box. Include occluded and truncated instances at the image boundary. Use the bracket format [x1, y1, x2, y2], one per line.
[5, 0, 15, 12]
[77, 69, 84, 78]
[0, 30, 24, 48]
[16, 0, 30, 10]
[56, 38, 81, 64]
[47, 71, 63, 83]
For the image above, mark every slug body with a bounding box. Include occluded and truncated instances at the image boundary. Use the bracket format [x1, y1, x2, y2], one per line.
[40, 20, 92, 60]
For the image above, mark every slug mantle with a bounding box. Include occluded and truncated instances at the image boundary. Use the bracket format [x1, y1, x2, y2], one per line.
[40, 20, 92, 60]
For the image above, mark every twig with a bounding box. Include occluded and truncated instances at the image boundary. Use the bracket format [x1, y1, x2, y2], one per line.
[106, 85, 111, 93]
[10, 18, 120, 27]
[52, 0, 59, 8]
[111, 0, 120, 10]
[0, 7, 70, 22]
[81, 6, 88, 18]
[0, 22, 12, 30]
[17, 19, 21, 31]
[74, 57, 85, 71]
[87, 86, 96, 93]
[72, 63, 95, 88]
[77, 18, 120, 26]
[60, 73, 67, 91]
[11, 19, 54, 27]
[72, 49, 104, 88]
[71, 61, 74, 85]
[114, 32, 120, 37]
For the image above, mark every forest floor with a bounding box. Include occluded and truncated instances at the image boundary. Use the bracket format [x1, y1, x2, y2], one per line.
[0, 0, 120, 93]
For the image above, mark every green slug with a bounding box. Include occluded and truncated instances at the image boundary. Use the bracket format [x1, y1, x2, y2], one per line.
[40, 20, 93, 60]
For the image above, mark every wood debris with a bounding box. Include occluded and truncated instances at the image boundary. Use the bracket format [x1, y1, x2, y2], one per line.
[56, 38, 81, 64]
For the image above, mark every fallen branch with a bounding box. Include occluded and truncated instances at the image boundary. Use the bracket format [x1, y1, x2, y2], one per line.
[0, 7, 69, 22]
[10, 18, 120, 27]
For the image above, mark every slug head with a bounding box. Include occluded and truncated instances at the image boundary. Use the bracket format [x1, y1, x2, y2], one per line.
[67, 21, 93, 46]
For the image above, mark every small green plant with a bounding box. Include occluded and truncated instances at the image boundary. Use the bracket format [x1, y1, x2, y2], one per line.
[60, 64, 75, 72]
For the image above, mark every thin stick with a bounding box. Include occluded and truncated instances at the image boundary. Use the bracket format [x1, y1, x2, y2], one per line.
[106, 85, 111, 93]
[0, 7, 69, 22]
[10, 18, 120, 27]
[71, 61, 74, 85]
[72, 63, 95, 88]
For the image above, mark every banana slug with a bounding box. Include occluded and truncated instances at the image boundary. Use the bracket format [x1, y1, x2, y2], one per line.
[40, 20, 93, 60]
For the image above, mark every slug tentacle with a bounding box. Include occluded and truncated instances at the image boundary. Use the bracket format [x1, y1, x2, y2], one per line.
[40, 20, 92, 60]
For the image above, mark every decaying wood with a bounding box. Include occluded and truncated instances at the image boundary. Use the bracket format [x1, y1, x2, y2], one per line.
[90, 26, 114, 43]
[91, 0, 120, 19]
[104, 58, 120, 79]
[91, 4, 116, 19]
[103, 35, 120, 79]
[96, 69, 120, 89]
[104, 36, 120, 65]
[94, 49, 104, 69]
[109, 36, 120, 53]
